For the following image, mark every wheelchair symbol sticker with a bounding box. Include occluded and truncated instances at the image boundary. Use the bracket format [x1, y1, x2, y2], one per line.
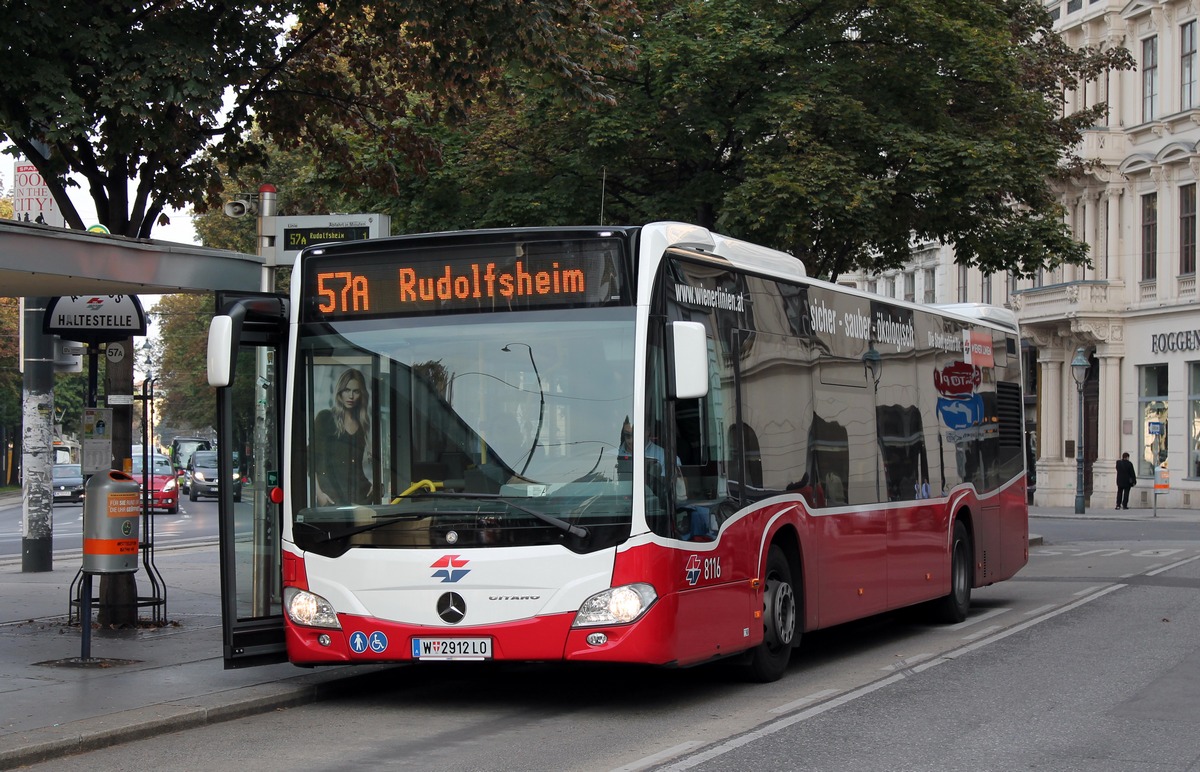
[368, 631, 388, 653]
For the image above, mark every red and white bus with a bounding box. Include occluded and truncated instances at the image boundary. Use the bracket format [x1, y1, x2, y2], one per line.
[207, 222, 1028, 681]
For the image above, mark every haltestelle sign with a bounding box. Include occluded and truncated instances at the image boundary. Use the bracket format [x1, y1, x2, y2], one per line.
[43, 295, 147, 344]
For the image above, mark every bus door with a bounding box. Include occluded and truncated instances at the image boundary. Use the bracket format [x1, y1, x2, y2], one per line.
[209, 292, 289, 668]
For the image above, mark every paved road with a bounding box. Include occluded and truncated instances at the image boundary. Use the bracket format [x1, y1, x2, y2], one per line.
[4, 510, 1198, 771]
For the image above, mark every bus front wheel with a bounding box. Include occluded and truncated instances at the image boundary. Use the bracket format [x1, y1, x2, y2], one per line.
[747, 545, 797, 683]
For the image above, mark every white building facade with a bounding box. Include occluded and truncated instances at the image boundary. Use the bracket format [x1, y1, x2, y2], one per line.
[849, 0, 1200, 509]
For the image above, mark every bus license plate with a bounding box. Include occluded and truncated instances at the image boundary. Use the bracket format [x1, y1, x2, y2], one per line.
[411, 637, 492, 660]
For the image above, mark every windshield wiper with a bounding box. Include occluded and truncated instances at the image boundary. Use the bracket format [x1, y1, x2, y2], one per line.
[404, 491, 589, 538]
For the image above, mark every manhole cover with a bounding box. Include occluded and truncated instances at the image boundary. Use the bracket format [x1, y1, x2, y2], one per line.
[34, 657, 142, 668]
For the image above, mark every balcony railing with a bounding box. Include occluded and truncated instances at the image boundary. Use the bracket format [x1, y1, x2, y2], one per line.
[1180, 274, 1196, 298]
[1012, 280, 1117, 323]
[1139, 280, 1158, 304]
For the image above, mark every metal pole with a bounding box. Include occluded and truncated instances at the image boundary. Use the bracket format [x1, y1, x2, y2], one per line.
[253, 184, 277, 617]
[1075, 383, 1086, 514]
[21, 296, 55, 572]
[80, 573, 92, 660]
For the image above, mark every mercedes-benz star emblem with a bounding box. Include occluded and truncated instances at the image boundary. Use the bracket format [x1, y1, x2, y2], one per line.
[437, 592, 466, 624]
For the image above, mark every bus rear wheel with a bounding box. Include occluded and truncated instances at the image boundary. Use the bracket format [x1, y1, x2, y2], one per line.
[747, 545, 797, 683]
[931, 520, 972, 623]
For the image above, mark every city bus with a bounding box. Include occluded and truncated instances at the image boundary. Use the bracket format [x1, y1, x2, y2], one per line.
[207, 222, 1028, 681]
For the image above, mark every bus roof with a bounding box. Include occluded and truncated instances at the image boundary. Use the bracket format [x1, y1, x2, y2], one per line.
[297, 222, 1017, 334]
[641, 223, 1018, 334]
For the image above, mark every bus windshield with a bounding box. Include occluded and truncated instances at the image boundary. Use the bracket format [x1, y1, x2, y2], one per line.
[292, 308, 637, 555]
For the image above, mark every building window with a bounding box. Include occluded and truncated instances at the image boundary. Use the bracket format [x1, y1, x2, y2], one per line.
[957, 265, 969, 303]
[1190, 363, 1200, 477]
[981, 273, 992, 304]
[1182, 184, 1197, 275]
[866, 280, 876, 295]
[1142, 193, 1158, 281]
[903, 272, 914, 302]
[1184, 22, 1198, 110]
[1144, 36, 1159, 122]
[923, 268, 935, 303]
[1139, 365, 1169, 477]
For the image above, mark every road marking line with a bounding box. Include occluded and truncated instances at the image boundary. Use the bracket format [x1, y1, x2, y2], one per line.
[769, 688, 839, 714]
[1146, 554, 1200, 576]
[1024, 604, 1055, 616]
[881, 653, 935, 672]
[1073, 585, 1107, 596]
[962, 624, 1001, 641]
[948, 607, 1010, 630]
[653, 584, 1127, 772]
[612, 742, 703, 772]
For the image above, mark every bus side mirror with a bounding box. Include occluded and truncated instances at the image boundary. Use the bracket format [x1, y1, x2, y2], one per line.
[668, 321, 709, 399]
[207, 315, 235, 387]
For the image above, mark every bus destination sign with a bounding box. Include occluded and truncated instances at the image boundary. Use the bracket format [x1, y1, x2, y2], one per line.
[302, 239, 627, 321]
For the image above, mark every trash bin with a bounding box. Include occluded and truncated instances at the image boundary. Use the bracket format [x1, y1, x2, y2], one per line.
[82, 470, 141, 574]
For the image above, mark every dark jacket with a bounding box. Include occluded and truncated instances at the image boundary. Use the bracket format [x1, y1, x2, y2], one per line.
[1116, 458, 1137, 488]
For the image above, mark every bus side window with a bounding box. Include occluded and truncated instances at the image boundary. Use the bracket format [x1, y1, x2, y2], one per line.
[675, 397, 706, 497]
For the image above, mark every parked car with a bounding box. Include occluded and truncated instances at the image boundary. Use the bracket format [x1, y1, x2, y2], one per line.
[132, 453, 179, 514]
[187, 450, 242, 502]
[51, 463, 85, 504]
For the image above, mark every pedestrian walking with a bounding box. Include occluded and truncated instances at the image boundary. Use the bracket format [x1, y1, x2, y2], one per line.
[1115, 452, 1136, 510]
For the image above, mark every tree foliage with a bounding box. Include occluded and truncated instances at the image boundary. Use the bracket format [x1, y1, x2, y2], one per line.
[0, 299, 19, 446]
[152, 293, 216, 433]
[334, 0, 1129, 280]
[0, 0, 637, 238]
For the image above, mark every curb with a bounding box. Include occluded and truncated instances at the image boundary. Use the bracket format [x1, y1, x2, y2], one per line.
[0, 667, 387, 771]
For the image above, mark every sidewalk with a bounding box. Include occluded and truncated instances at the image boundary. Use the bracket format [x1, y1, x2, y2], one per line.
[1, 499, 1196, 769]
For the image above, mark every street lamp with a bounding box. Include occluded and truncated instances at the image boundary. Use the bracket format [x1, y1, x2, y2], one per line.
[862, 343, 882, 391]
[862, 342, 882, 500]
[502, 343, 544, 477]
[1070, 347, 1089, 514]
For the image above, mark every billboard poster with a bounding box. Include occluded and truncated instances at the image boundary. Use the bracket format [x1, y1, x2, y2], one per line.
[12, 156, 65, 227]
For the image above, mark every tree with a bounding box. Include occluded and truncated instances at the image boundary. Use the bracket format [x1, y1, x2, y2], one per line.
[355, 0, 1130, 280]
[0, 298, 19, 483]
[0, 174, 12, 219]
[53, 372, 88, 437]
[153, 293, 216, 434]
[0, 0, 637, 238]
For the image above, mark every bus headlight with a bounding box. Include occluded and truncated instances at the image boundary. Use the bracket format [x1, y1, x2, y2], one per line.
[572, 583, 657, 627]
[283, 587, 341, 629]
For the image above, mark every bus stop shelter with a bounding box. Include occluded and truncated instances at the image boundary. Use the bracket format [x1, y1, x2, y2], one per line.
[0, 219, 263, 295]
[2, 217, 264, 576]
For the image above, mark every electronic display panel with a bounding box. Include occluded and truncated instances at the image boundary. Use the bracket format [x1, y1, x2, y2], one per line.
[302, 238, 629, 321]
